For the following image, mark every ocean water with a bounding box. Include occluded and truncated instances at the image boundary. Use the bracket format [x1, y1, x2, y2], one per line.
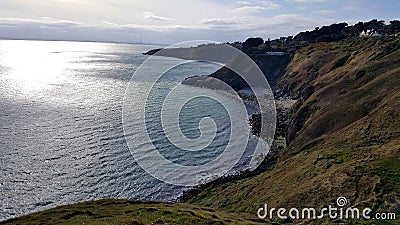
[0, 40, 260, 220]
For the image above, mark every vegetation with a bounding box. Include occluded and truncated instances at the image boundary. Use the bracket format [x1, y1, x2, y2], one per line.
[230, 19, 400, 55]
[0, 200, 265, 225]
[242, 37, 265, 53]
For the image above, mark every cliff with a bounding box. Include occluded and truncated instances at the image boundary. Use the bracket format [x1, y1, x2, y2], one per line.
[188, 36, 400, 224]
[181, 54, 291, 91]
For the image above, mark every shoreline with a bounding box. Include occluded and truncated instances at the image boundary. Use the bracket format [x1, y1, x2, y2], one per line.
[177, 82, 296, 203]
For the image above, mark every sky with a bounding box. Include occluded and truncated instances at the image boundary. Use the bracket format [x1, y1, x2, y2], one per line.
[0, 0, 399, 44]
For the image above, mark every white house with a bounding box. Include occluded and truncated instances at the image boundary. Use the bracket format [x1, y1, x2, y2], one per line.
[266, 51, 285, 56]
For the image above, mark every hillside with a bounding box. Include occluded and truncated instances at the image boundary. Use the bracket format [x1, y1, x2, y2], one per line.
[0, 199, 265, 225]
[188, 36, 400, 223]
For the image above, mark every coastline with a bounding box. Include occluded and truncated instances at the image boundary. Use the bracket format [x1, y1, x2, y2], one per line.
[178, 92, 296, 203]
[3, 20, 400, 225]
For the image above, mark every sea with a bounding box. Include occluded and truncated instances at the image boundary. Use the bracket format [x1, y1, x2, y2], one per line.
[0, 40, 261, 220]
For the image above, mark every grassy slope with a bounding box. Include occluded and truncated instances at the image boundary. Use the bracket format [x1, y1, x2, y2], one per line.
[189, 37, 400, 224]
[0, 199, 266, 225]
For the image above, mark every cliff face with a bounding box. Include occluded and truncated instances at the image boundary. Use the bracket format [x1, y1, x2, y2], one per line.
[188, 36, 400, 221]
[182, 54, 291, 91]
[280, 37, 400, 149]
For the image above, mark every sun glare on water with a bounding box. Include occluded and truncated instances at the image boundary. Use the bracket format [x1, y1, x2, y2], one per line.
[0, 40, 104, 100]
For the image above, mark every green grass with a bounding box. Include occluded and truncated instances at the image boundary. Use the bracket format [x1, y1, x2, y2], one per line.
[0, 199, 267, 225]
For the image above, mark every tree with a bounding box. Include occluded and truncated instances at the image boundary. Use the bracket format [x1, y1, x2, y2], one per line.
[243, 37, 264, 50]
[387, 20, 400, 34]
[390, 20, 400, 26]
[364, 19, 385, 32]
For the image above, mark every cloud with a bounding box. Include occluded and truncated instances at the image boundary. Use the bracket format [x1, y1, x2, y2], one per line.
[0, 16, 193, 44]
[313, 9, 335, 15]
[0, 16, 186, 33]
[142, 11, 175, 21]
[342, 6, 358, 11]
[259, 1, 280, 9]
[230, 6, 266, 14]
[291, 0, 327, 2]
[230, 1, 280, 14]
[0, 17, 81, 28]
[0, 14, 336, 44]
[198, 17, 248, 26]
[244, 13, 335, 37]
[199, 19, 236, 26]
[237, 1, 251, 5]
[198, 17, 260, 32]
[122, 23, 192, 32]
[198, 13, 333, 37]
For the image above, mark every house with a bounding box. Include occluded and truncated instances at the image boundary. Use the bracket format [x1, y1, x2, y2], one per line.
[266, 51, 285, 56]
